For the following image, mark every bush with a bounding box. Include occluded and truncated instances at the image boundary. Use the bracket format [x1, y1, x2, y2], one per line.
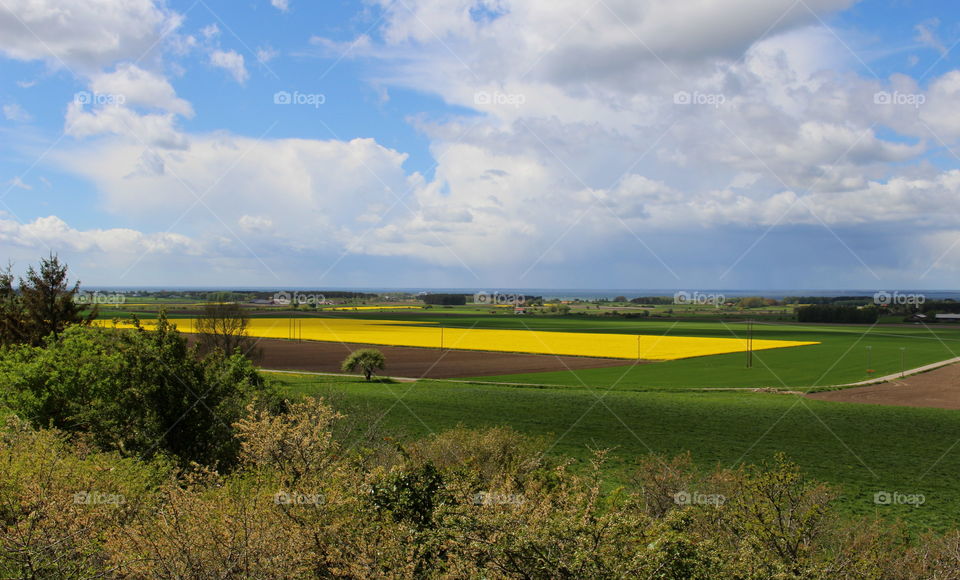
[0, 314, 281, 467]
[0, 416, 169, 578]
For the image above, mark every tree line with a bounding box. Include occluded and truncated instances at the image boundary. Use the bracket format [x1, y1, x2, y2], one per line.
[796, 304, 879, 324]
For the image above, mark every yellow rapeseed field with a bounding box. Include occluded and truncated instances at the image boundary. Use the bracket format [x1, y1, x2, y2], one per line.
[320, 306, 424, 311]
[98, 318, 817, 361]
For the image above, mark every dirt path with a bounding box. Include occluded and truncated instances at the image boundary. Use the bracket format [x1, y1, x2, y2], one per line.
[808, 362, 960, 410]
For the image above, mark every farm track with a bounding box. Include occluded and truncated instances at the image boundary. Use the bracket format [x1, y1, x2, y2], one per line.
[808, 358, 960, 410]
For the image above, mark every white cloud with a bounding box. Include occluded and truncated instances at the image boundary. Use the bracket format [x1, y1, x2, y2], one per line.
[64, 101, 188, 149]
[0, 215, 197, 255]
[55, 130, 416, 255]
[256, 46, 279, 63]
[5, 177, 31, 191]
[271, 0, 290, 12]
[90, 64, 194, 117]
[239, 215, 274, 234]
[201, 24, 221, 41]
[2, 103, 30, 122]
[914, 19, 946, 56]
[210, 49, 249, 84]
[917, 71, 960, 139]
[0, 0, 181, 72]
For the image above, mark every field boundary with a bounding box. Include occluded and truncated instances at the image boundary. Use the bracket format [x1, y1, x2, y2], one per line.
[260, 369, 574, 389]
[822, 355, 960, 388]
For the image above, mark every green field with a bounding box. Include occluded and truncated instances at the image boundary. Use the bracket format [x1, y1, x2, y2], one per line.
[271, 371, 960, 532]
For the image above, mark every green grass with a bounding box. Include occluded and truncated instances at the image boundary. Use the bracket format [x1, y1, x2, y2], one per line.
[270, 371, 960, 532]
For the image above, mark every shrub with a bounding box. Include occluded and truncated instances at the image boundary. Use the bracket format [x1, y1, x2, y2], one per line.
[0, 314, 281, 467]
[0, 416, 168, 578]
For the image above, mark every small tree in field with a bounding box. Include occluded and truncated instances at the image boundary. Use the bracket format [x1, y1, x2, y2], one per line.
[341, 349, 386, 381]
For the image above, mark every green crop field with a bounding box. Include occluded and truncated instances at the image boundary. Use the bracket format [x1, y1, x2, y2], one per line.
[271, 371, 960, 532]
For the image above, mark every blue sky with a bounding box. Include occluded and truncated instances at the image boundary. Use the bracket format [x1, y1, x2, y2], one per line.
[0, 0, 959, 290]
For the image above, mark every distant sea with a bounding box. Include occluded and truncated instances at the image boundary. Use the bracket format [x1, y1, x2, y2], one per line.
[90, 287, 960, 301]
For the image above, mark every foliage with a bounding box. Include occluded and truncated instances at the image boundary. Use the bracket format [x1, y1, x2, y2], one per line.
[234, 396, 343, 482]
[341, 348, 386, 380]
[0, 255, 95, 346]
[194, 301, 262, 362]
[784, 296, 873, 306]
[797, 304, 878, 324]
[921, 300, 960, 314]
[370, 463, 449, 529]
[421, 293, 468, 306]
[630, 296, 675, 305]
[0, 267, 26, 346]
[0, 314, 280, 467]
[0, 416, 169, 578]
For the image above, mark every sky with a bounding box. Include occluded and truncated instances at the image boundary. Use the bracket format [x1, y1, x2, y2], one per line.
[0, 0, 959, 291]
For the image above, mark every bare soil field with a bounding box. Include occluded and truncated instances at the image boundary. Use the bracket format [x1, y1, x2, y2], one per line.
[239, 337, 635, 379]
[808, 363, 960, 410]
